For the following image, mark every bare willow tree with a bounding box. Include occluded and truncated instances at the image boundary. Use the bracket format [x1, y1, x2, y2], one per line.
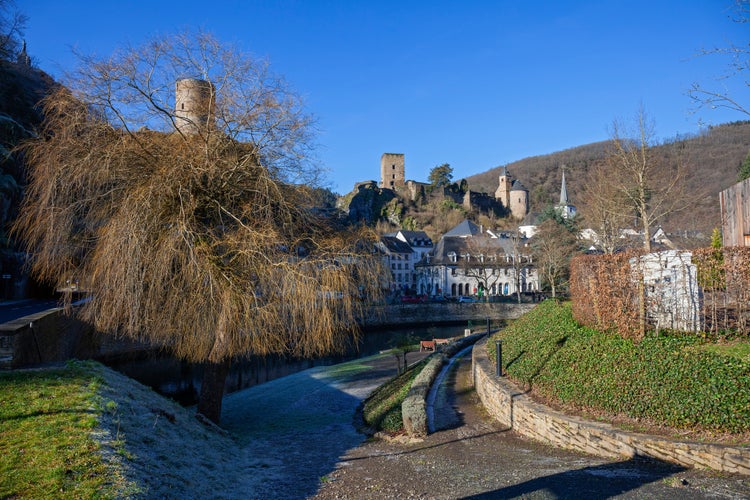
[458, 236, 505, 301]
[14, 32, 384, 424]
[607, 107, 690, 252]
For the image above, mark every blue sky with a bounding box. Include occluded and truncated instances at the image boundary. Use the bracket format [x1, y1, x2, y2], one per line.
[18, 1, 748, 194]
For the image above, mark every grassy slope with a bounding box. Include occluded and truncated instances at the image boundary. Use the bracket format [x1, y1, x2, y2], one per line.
[0, 361, 132, 498]
[1, 360, 253, 499]
[491, 300, 750, 438]
[362, 355, 430, 432]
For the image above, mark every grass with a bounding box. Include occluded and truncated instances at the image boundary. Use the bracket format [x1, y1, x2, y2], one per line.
[0, 360, 125, 499]
[363, 357, 430, 432]
[491, 300, 750, 437]
[697, 341, 750, 363]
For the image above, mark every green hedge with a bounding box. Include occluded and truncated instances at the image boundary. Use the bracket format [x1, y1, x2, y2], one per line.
[362, 357, 430, 433]
[490, 300, 750, 434]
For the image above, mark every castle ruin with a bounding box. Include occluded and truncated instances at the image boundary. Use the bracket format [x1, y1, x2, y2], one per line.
[175, 78, 215, 135]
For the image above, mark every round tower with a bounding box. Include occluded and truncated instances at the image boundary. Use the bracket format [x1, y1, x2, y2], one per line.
[509, 180, 529, 220]
[175, 78, 215, 135]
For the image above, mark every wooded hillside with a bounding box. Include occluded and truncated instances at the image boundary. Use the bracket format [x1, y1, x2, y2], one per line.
[466, 121, 750, 237]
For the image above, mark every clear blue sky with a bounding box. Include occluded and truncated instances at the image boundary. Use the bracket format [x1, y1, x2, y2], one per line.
[18, 0, 749, 194]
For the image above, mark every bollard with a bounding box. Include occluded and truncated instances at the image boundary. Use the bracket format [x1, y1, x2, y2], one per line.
[486, 317, 490, 334]
[495, 339, 503, 377]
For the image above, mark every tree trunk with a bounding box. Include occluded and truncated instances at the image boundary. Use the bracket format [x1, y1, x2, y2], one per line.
[197, 359, 231, 425]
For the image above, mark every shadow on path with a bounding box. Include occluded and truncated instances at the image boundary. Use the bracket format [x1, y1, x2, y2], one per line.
[461, 457, 687, 500]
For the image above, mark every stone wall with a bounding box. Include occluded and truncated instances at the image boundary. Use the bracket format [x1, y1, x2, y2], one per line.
[472, 337, 750, 476]
[0, 307, 149, 369]
[1, 302, 534, 369]
[360, 302, 535, 329]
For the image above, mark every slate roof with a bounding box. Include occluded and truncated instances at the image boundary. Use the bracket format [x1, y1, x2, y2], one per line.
[379, 236, 413, 254]
[386, 230, 433, 247]
[443, 220, 482, 237]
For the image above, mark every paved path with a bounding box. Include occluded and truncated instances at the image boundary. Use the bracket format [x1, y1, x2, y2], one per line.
[311, 347, 750, 499]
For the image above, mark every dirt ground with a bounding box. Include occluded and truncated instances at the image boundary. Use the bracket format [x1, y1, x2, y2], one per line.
[311, 349, 750, 500]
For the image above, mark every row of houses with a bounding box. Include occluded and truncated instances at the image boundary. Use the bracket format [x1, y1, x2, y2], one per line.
[376, 220, 539, 299]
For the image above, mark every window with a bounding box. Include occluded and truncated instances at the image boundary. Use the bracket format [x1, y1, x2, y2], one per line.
[448, 251, 457, 263]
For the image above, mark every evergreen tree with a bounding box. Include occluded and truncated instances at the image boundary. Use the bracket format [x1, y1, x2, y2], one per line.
[428, 163, 453, 188]
[739, 151, 750, 181]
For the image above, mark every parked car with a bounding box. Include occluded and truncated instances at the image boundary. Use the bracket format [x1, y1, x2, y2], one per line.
[457, 296, 478, 303]
[400, 294, 427, 304]
[430, 295, 447, 303]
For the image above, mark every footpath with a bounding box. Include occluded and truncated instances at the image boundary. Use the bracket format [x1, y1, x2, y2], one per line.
[220, 344, 750, 499]
[311, 347, 750, 499]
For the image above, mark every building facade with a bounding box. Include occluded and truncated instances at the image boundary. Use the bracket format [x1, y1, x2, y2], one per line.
[377, 230, 433, 292]
[415, 220, 538, 298]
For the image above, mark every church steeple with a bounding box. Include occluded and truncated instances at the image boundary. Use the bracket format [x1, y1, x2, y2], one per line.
[555, 167, 576, 219]
[559, 168, 569, 205]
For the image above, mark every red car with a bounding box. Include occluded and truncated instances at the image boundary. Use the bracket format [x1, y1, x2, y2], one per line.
[400, 295, 426, 303]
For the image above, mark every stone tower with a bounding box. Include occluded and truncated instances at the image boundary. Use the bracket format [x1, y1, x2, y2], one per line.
[509, 180, 529, 220]
[494, 166, 511, 209]
[175, 78, 215, 135]
[380, 153, 405, 189]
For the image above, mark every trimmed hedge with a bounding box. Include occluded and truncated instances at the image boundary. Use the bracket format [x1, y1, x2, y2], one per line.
[362, 357, 430, 433]
[490, 300, 750, 434]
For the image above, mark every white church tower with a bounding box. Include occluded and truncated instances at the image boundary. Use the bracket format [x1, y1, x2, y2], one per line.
[555, 168, 577, 219]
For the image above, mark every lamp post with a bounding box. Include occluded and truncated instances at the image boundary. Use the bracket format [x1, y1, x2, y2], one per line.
[495, 339, 503, 377]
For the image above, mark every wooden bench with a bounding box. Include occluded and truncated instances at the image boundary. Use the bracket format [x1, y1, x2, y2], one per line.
[420, 340, 436, 352]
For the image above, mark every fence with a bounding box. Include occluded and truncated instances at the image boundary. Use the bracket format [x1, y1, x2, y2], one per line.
[570, 247, 750, 339]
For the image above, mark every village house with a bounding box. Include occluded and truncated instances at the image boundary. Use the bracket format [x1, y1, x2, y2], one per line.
[376, 230, 433, 292]
[415, 220, 538, 299]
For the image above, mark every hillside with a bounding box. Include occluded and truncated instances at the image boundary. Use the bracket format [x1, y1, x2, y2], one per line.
[466, 121, 750, 236]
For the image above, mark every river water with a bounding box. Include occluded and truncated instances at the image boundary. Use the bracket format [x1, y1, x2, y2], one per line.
[107, 322, 483, 406]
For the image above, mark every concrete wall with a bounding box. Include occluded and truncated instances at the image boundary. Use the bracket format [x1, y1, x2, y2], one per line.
[472, 337, 750, 476]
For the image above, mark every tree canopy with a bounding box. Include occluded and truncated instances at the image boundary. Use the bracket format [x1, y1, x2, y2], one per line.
[428, 163, 453, 188]
[14, 32, 383, 422]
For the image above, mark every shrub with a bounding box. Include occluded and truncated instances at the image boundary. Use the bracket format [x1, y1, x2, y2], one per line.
[490, 300, 750, 433]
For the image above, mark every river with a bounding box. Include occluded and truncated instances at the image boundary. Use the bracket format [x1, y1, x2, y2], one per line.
[107, 322, 490, 406]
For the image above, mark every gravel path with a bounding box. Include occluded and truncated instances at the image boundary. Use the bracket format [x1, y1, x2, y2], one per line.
[311, 347, 750, 500]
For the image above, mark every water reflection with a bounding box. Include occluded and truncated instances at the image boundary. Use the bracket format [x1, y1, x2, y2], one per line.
[106, 323, 473, 406]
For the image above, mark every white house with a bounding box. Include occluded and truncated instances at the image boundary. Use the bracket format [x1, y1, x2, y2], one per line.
[415, 220, 538, 298]
[377, 230, 433, 292]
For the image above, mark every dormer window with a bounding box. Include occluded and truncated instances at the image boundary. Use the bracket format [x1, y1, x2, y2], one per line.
[448, 251, 457, 263]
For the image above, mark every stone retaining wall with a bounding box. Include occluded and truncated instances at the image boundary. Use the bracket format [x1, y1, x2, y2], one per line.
[360, 303, 535, 329]
[472, 337, 750, 475]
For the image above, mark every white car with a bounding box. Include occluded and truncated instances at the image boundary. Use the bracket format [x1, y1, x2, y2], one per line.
[457, 296, 478, 303]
